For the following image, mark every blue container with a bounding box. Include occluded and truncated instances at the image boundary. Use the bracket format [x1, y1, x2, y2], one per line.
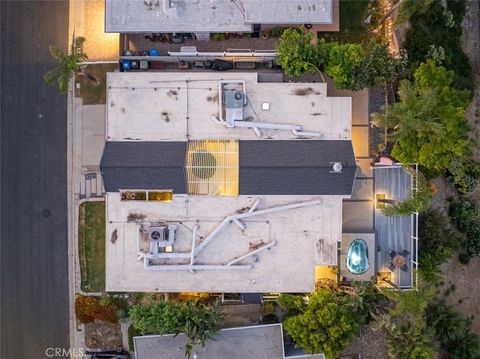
[120, 59, 131, 71]
[346, 239, 370, 275]
[149, 49, 159, 56]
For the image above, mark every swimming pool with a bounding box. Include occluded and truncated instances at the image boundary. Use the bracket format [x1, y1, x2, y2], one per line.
[346, 238, 370, 275]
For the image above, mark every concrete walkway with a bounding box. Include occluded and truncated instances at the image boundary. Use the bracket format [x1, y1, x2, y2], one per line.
[72, 0, 119, 61]
[324, 76, 376, 234]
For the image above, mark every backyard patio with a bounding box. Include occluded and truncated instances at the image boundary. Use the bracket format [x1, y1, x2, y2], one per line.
[374, 164, 418, 289]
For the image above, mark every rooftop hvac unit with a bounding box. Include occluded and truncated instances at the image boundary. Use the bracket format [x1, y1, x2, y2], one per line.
[224, 90, 245, 127]
[148, 225, 176, 247]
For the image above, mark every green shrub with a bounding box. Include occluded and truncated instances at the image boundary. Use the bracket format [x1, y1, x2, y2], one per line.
[75, 295, 127, 324]
[404, 0, 473, 93]
[427, 303, 480, 358]
[448, 197, 479, 234]
[129, 300, 224, 357]
[446, 161, 480, 194]
[283, 289, 359, 357]
[448, 197, 480, 258]
[276, 294, 305, 317]
[395, 0, 433, 25]
[210, 33, 226, 41]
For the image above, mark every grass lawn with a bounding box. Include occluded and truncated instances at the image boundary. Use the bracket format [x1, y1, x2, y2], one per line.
[75, 64, 117, 105]
[78, 201, 106, 292]
[317, 0, 370, 44]
[128, 324, 141, 351]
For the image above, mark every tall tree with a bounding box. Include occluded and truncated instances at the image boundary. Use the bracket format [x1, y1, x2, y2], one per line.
[44, 36, 94, 93]
[372, 60, 471, 171]
[283, 288, 359, 357]
[324, 43, 364, 90]
[381, 169, 431, 216]
[275, 28, 322, 77]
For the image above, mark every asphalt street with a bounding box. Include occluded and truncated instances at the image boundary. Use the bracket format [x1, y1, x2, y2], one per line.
[1, 1, 70, 358]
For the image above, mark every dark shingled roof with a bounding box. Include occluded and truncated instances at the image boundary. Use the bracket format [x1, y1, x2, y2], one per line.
[239, 140, 356, 195]
[100, 140, 356, 195]
[100, 141, 187, 192]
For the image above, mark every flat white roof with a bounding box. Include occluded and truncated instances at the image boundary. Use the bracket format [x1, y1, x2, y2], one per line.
[105, 0, 252, 33]
[105, 0, 333, 33]
[244, 0, 333, 24]
[106, 72, 351, 142]
[106, 193, 343, 292]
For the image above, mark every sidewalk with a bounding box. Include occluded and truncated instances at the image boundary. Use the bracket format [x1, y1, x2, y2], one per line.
[72, 0, 119, 61]
[67, 0, 115, 355]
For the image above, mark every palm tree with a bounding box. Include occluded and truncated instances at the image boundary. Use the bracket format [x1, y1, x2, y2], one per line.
[44, 36, 96, 93]
[380, 168, 431, 217]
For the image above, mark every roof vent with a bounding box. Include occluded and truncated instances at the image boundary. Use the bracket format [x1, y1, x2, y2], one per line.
[332, 162, 343, 173]
[224, 90, 245, 126]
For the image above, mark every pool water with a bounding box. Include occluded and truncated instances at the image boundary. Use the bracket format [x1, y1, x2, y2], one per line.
[346, 239, 370, 275]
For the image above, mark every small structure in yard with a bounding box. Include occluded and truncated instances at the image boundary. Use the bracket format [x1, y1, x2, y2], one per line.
[133, 324, 325, 359]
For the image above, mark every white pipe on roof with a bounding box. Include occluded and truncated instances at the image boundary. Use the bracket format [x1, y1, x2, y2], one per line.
[194, 199, 321, 255]
[232, 218, 246, 231]
[190, 225, 199, 266]
[233, 120, 303, 132]
[144, 264, 253, 271]
[227, 241, 277, 266]
[249, 198, 260, 213]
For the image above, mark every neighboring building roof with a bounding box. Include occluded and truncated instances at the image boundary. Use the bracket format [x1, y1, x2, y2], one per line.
[133, 324, 325, 359]
[100, 140, 356, 196]
[244, 0, 333, 24]
[105, 0, 333, 33]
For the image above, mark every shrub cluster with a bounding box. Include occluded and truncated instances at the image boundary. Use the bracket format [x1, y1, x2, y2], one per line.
[427, 302, 480, 358]
[418, 209, 460, 282]
[75, 295, 127, 324]
[276, 28, 397, 90]
[448, 197, 480, 260]
[404, 0, 473, 93]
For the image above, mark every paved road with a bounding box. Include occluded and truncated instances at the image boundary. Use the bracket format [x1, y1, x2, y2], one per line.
[1, 1, 70, 358]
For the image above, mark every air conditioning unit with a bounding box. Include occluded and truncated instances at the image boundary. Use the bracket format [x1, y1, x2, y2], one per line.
[148, 225, 176, 247]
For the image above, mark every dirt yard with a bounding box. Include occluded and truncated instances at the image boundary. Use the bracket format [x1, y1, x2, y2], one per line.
[463, 0, 480, 201]
[437, 0, 480, 335]
[340, 323, 389, 359]
[440, 256, 480, 333]
[85, 321, 123, 350]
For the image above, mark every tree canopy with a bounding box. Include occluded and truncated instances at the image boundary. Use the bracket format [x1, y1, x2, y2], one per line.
[283, 289, 359, 357]
[376, 283, 437, 358]
[44, 36, 88, 93]
[381, 169, 431, 216]
[275, 28, 321, 77]
[276, 29, 397, 90]
[129, 300, 224, 357]
[372, 60, 471, 171]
